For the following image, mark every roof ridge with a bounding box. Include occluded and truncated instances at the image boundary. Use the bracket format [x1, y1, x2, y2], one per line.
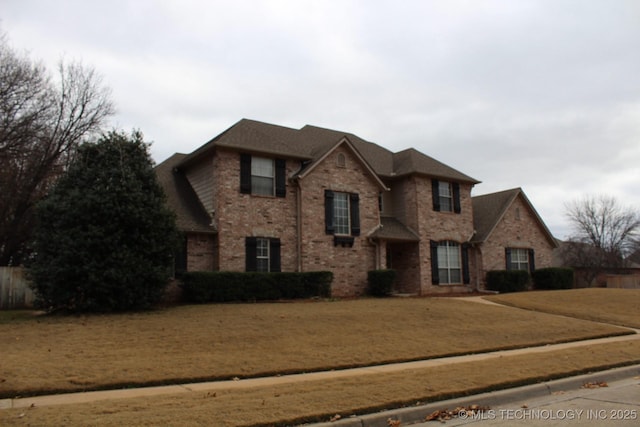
[472, 187, 522, 199]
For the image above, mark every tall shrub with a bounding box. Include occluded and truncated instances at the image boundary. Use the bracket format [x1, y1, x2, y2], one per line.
[29, 130, 179, 312]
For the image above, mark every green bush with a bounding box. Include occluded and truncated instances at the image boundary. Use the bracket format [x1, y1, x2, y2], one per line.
[28, 131, 179, 313]
[180, 271, 333, 303]
[486, 270, 530, 293]
[533, 268, 574, 290]
[367, 269, 397, 297]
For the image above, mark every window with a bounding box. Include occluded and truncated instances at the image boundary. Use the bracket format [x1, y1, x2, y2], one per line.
[245, 237, 281, 272]
[430, 240, 470, 285]
[251, 157, 274, 196]
[324, 190, 360, 245]
[439, 181, 453, 212]
[437, 241, 461, 284]
[256, 238, 270, 272]
[240, 154, 286, 197]
[431, 179, 461, 213]
[506, 248, 534, 272]
[333, 192, 350, 235]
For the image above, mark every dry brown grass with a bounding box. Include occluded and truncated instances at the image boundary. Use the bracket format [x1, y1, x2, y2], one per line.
[2, 340, 639, 427]
[485, 288, 640, 328]
[0, 297, 630, 398]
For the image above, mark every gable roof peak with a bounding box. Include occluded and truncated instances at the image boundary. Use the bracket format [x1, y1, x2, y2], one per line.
[472, 187, 557, 247]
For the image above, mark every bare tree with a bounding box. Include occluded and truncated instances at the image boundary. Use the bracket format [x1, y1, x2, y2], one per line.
[562, 195, 640, 285]
[0, 34, 114, 265]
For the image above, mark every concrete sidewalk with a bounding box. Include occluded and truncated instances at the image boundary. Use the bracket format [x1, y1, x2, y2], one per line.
[1, 330, 638, 411]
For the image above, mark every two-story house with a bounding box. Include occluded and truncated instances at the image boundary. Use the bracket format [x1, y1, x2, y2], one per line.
[156, 119, 557, 296]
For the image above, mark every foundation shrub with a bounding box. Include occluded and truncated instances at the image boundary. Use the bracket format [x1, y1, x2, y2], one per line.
[367, 269, 397, 297]
[533, 268, 574, 290]
[180, 271, 333, 303]
[486, 270, 530, 293]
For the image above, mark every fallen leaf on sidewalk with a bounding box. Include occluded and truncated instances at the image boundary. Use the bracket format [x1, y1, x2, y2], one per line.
[582, 381, 608, 389]
[425, 404, 490, 422]
[329, 414, 341, 422]
[387, 418, 401, 427]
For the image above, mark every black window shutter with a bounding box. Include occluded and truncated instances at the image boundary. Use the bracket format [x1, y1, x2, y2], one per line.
[430, 240, 440, 285]
[432, 179, 441, 211]
[324, 190, 334, 235]
[245, 237, 257, 272]
[270, 239, 281, 272]
[462, 243, 470, 284]
[275, 159, 286, 197]
[350, 193, 360, 236]
[528, 249, 535, 273]
[240, 154, 251, 194]
[505, 248, 512, 270]
[453, 183, 461, 214]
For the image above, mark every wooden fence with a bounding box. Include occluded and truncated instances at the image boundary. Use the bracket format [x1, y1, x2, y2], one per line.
[0, 267, 35, 309]
[605, 274, 640, 289]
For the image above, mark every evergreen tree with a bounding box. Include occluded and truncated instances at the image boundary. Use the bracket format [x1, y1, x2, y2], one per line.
[29, 130, 178, 312]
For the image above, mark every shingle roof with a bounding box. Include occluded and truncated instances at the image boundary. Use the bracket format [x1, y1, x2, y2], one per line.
[471, 188, 557, 246]
[155, 153, 216, 234]
[177, 119, 479, 184]
[370, 217, 420, 242]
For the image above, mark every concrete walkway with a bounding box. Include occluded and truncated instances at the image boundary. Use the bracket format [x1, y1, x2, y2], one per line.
[1, 296, 639, 416]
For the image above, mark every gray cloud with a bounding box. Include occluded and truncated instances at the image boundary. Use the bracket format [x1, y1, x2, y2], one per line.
[3, 0, 639, 239]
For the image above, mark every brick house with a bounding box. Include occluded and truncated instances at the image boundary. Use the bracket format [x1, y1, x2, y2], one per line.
[156, 119, 557, 296]
[471, 188, 558, 289]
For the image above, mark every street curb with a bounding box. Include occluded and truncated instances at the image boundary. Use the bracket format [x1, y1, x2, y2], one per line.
[305, 364, 640, 427]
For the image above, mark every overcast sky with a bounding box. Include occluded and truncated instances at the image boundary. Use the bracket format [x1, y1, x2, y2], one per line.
[3, 0, 640, 239]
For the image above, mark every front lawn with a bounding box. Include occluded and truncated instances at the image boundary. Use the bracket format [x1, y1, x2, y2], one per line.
[2, 340, 639, 426]
[0, 296, 630, 398]
[485, 288, 640, 328]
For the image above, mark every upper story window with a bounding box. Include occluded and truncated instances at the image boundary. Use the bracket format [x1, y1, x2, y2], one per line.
[432, 179, 461, 213]
[240, 154, 286, 197]
[325, 190, 360, 245]
[439, 181, 453, 211]
[251, 157, 274, 195]
[333, 192, 351, 235]
[506, 248, 534, 272]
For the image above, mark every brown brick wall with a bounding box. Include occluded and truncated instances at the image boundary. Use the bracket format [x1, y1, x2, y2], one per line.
[413, 178, 476, 294]
[387, 242, 421, 294]
[298, 144, 382, 296]
[213, 149, 299, 272]
[186, 233, 217, 271]
[477, 195, 556, 288]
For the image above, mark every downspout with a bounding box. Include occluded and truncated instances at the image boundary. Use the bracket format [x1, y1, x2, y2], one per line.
[296, 178, 303, 272]
[466, 229, 478, 291]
